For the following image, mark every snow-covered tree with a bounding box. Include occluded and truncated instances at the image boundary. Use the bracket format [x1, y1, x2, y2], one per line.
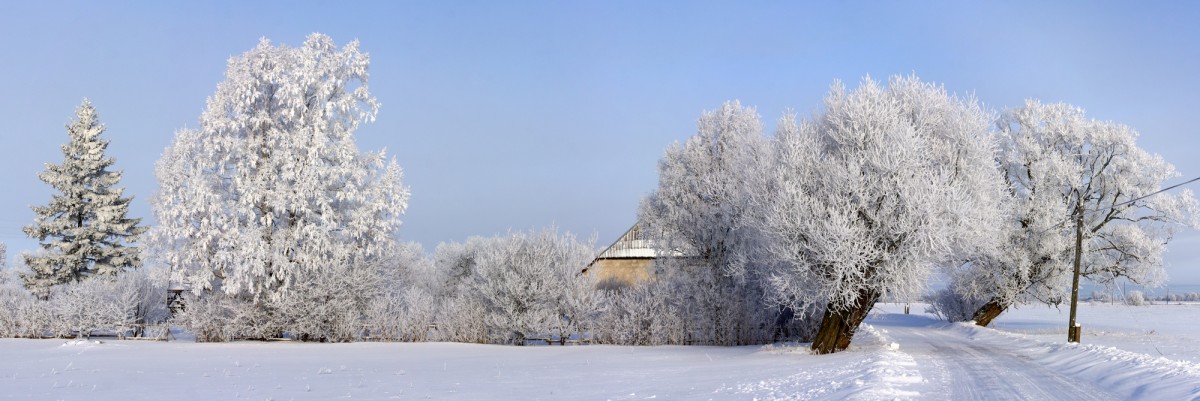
[429, 238, 491, 343]
[378, 242, 435, 294]
[152, 33, 409, 302]
[952, 100, 1198, 326]
[640, 101, 773, 281]
[22, 100, 146, 298]
[766, 76, 1006, 353]
[638, 101, 785, 345]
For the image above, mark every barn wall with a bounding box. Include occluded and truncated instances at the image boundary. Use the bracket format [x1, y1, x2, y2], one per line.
[588, 258, 654, 286]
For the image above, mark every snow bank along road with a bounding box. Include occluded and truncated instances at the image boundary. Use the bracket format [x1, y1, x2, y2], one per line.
[851, 310, 1200, 401]
[726, 306, 1200, 401]
[3, 307, 1200, 400]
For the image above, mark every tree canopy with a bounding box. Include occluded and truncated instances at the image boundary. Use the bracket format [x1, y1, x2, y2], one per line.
[152, 33, 409, 300]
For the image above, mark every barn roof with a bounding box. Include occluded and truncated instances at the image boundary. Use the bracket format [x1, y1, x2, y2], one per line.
[596, 223, 657, 259]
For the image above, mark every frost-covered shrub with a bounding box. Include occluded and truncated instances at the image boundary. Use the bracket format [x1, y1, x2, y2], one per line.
[592, 279, 678, 345]
[168, 236, 420, 344]
[592, 262, 811, 346]
[176, 294, 229, 342]
[112, 269, 170, 335]
[48, 280, 102, 336]
[0, 269, 51, 338]
[378, 242, 435, 295]
[434, 295, 489, 343]
[401, 288, 437, 340]
[473, 229, 594, 344]
[177, 293, 282, 342]
[37, 271, 169, 338]
[554, 264, 605, 341]
[0, 295, 49, 338]
[178, 260, 384, 342]
[925, 288, 988, 322]
[1163, 292, 1200, 302]
[175, 233, 594, 345]
[47, 279, 123, 337]
[427, 240, 489, 343]
[428, 228, 596, 345]
[364, 287, 436, 342]
[1, 272, 49, 338]
[276, 262, 381, 342]
[0, 265, 169, 339]
[1089, 290, 1113, 303]
[1125, 291, 1146, 306]
[657, 262, 780, 345]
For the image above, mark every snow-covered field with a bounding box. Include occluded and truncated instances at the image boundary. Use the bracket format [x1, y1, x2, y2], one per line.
[3, 303, 1199, 400]
[989, 301, 1200, 364]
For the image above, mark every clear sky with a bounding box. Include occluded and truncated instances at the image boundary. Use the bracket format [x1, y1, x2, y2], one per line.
[1, 1, 1198, 283]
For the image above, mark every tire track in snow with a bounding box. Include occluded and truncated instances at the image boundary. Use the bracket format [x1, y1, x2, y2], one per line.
[877, 314, 1121, 401]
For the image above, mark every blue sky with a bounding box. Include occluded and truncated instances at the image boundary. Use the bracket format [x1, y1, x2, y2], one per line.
[1, 1, 1198, 283]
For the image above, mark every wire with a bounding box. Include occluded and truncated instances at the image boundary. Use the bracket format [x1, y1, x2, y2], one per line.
[1110, 175, 1200, 209]
[1030, 175, 1200, 235]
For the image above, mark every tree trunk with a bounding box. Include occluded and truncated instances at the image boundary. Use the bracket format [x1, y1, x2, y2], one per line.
[811, 288, 880, 354]
[971, 298, 1007, 327]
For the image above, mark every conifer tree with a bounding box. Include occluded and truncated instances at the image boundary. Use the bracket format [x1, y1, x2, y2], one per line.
[23, 100, 146, 297]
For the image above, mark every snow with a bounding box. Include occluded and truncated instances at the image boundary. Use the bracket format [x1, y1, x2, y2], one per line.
[989, 301, 1200, 364]
[3, 302, 1199, 400]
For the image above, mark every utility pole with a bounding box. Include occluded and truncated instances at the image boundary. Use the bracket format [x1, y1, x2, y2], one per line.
[1061, 175, 1200, 343]
[1067, 202, 1084, 343]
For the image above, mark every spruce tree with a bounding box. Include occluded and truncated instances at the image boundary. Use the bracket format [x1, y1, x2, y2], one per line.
[22, 100, 146, 297]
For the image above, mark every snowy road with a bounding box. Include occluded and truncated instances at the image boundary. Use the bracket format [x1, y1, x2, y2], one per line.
[871, 313, 1122, 401]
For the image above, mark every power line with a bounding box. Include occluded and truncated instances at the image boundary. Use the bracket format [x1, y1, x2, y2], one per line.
[1111, 175, 1200, 209]
[1032, 175, 1200, 236]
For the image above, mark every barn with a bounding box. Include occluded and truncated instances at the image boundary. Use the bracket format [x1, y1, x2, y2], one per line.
[583, 223, 660, 286]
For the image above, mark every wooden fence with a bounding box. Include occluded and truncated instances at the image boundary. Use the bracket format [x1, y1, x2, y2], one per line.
[39, 323, 174, 342]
